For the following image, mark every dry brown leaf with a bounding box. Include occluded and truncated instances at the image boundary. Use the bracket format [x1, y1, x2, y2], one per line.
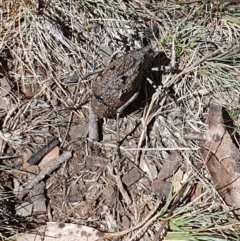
[157, 151, 181, 181]
[157, 159, 180, 181]
[0, 77, 11, 96]
[140, 157, 157, 181]
[172, 168, 184, 194]
[12, 223, 104, 241]
[152, 179, 171, 198]
[201, 103, 240, 214]
[194, 183, 204, 202]
[121, 216, 130, 230]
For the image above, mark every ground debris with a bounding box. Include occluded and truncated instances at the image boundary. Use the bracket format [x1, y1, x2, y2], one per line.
[152, 151, 181, 198]
[18, 151, 72, 200]
[29, 181, 47, 213]
[1, 0, 240, 239]
[27, 138, 60, 165]
[122, 167, 142, 187]
[11, 223, 105, 241]
[199, 103, 240, 216]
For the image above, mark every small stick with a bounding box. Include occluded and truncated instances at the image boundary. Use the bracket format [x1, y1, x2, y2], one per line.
[103, 144, 199, 151]
[27, 138, 60, 165]
[116, 90, 140, 156]
[18, 151, 72, 200]
[88, 105, 99, 141]
[0, 155, 20, 160]
[184, 133, 206, 141]
[65, 68, 104, 83]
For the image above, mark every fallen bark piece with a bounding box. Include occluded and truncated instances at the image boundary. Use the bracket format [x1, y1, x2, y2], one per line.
[69, 123, 89, 140]
[15, 201, 33, 217]
[39, 146, 60, 170]
[11, 223, 104, 241]
[202, 103, 240, 215]
[122, 167, 142, 187]
[29, 181, 46, 213]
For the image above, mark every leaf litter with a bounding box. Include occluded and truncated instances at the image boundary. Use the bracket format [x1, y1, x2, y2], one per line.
[0, 0, 240, 240]
[199, 103, 240, 217]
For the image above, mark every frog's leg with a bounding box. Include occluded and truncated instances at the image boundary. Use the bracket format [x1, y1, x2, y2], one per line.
[116, 88, 140, 157]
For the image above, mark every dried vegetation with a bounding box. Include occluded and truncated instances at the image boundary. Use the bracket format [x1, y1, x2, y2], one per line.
[1, 0, 240, 240]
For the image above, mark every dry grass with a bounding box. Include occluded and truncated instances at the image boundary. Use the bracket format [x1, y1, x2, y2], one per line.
[1, 0, 240, 240]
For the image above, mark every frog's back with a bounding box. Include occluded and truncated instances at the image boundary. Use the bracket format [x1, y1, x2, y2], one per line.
[91, 48, 154, 118]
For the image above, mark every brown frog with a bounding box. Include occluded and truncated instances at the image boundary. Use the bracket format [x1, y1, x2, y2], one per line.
[91, 47, 155, 118]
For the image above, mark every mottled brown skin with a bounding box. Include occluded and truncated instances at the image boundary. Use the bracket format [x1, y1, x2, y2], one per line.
[91, 48, 154, 118]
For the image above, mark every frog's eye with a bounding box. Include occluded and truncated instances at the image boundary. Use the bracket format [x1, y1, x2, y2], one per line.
[120, 89, 128, 101]
[121, 75, 128, 84]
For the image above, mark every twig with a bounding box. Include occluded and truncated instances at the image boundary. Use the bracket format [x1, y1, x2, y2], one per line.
[17, 151, 72, 200]
[104, 144, 199, 151]
[184, 133, 206, 141]
[65, 68, 104, 83]
[0, 155, 21, 160]
[116, 90, 140, 157]
[179, 0, 203, 3]
[88, 105, 99, 141]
